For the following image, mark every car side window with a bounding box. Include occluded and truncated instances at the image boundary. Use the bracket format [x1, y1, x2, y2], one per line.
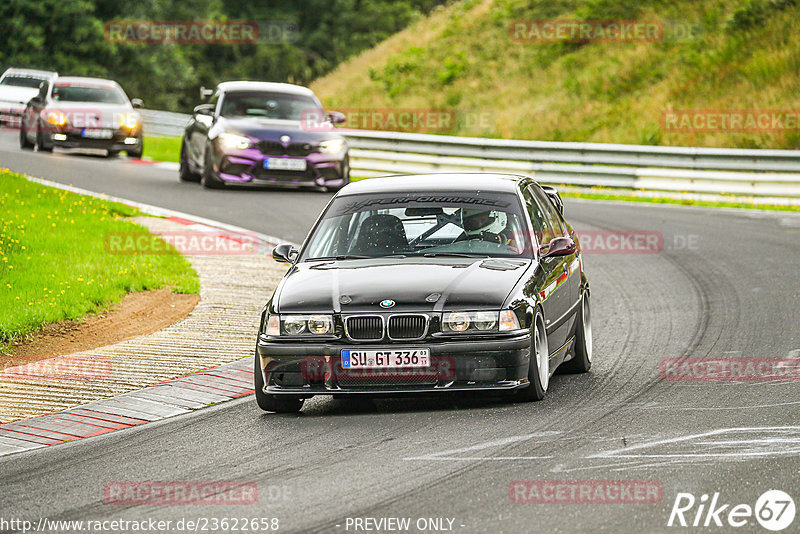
[528, 185, 566, 241]
[522, 185, 556, 246]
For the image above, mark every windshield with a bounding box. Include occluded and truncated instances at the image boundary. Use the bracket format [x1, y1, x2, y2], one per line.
[302, 191, 531, 260]
[0, 76, 46, 88]
[219, 91, 320, 120]
[52, 84, 127, 104]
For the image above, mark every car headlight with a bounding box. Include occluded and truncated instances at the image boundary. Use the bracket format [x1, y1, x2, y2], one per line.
[264, 314, 335, 336]
[46, 111, 67, 127]
[442, 310, 519, 333]
[318, 138, 345, 154]
[120, 113, 138, 129]
[218, 132, 252, 150]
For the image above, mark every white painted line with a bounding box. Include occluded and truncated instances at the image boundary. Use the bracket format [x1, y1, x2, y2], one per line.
[588, 426, 800, 459]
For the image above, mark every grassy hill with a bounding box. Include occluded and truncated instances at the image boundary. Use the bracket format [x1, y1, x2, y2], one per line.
[311, 0, 800, 148]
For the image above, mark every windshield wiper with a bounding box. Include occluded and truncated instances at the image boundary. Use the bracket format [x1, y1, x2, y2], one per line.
[422, 252, 489, 258]
[307, 254, 371, 261]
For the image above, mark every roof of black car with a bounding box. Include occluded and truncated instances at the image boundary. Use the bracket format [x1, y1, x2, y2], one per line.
[338, 173, 527, 196]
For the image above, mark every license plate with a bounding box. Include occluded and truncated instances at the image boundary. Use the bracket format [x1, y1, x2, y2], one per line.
[82, 128, 112, 139]
[341, 349, 430, 369]
[264, 158, 306, 171]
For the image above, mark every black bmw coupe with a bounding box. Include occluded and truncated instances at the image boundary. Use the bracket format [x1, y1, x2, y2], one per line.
[255, 173, 591, 412]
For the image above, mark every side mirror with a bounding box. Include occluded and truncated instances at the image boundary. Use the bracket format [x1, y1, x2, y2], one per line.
[193, 104, 215, 117]
[272, 243, 299, 263]
[200, 86, 214, 100]
[131, 98, 143, 109]
[540, 236, 576, 258]
[327, 111, 346, 125]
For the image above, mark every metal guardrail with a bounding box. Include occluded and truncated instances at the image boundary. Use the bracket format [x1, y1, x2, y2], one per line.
[140, 109, 191, 137]
[141, 109, 800, 198]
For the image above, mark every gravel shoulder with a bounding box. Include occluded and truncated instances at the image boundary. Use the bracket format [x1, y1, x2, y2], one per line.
[0, 216, 287, 424]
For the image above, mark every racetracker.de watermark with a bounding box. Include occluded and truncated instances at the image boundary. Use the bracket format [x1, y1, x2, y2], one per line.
[1, 355, 112, 381]
[509, 480, 663, 504]
[574, 231, 700, 254]
[576, 230, 663, 254]
[104, 20, 299, 45]
[103, 481, 258, 505]
[2, 107, 140, 132]
[510, 20, 663, 43]
[510, 19, 705, 43]
[660, 357, 800, 382]
[300, 108, 492, 133]
[662, 110, 800, 133]
[104, 231, 258, 255]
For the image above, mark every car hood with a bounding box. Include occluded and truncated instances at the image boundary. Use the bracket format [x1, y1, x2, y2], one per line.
[275, 258, 532, 313]
[0, 86, 39, 105]
[220, 117, 342, 143]
[45, 102, 136, 129]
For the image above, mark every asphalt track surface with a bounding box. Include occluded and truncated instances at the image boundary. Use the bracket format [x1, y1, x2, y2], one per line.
[1, 130, 799, 533]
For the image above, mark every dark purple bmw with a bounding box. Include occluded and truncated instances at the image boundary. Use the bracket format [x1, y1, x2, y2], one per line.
[180, 81, 349, 190]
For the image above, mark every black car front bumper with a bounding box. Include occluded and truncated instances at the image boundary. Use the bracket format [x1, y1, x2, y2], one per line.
[256, 333, 532, 397]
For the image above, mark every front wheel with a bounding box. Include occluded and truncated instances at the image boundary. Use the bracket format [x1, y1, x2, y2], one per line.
[127, 139, 143, 159]
[201, 150, 224, 189]
[179, 140, 201, 182]
[35, 124, 52, 152]
[558, 291, 592, 374]
[19, 123, 33, 149]
[516, 312, 549, 402]
[253, 353, 304, 413]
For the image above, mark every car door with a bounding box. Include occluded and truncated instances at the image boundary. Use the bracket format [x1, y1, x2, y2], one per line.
[535, 185, 582, 325]
[533, 184, 581, 350]
[24, 83, 48, 141]
[522, 184, 573, 351]
[188, 90, 218, 167]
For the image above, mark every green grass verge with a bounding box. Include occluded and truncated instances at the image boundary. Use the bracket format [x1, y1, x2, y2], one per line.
[312, 0, 800, 149]
[144, 135, 181, 163]
[558, 188, 800, 212]
[0, 169, 200, 353]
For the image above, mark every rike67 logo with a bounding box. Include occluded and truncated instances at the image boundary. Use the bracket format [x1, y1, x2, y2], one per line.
[668, 490, 795, 531]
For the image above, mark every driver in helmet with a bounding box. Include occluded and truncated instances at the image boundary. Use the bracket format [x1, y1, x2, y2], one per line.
[459, 209, 505, 243]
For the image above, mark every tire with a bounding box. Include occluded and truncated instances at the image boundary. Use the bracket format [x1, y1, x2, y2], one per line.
[179, 140, 201, 182]
[106, 150, 120, 158]
[558, 291, 592, 374]
[253, 353, 304, 413]
[200, 150, 224, 189]
[332, 156, 351, 191]
[35, 124, 52, 152]
[516, 312, 549, 402]
[127, 138, 143, 159]
[319, 157, 351, 192]
[19, 123, 33, 150]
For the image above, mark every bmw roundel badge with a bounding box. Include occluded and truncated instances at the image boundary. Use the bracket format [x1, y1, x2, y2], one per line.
[380, 299, 395, 308]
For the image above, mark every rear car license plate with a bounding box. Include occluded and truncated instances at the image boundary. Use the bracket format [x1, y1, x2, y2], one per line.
[341, 349, 430, 369]
[265, 158, 307, 171]
[82, 128, 113, 139]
